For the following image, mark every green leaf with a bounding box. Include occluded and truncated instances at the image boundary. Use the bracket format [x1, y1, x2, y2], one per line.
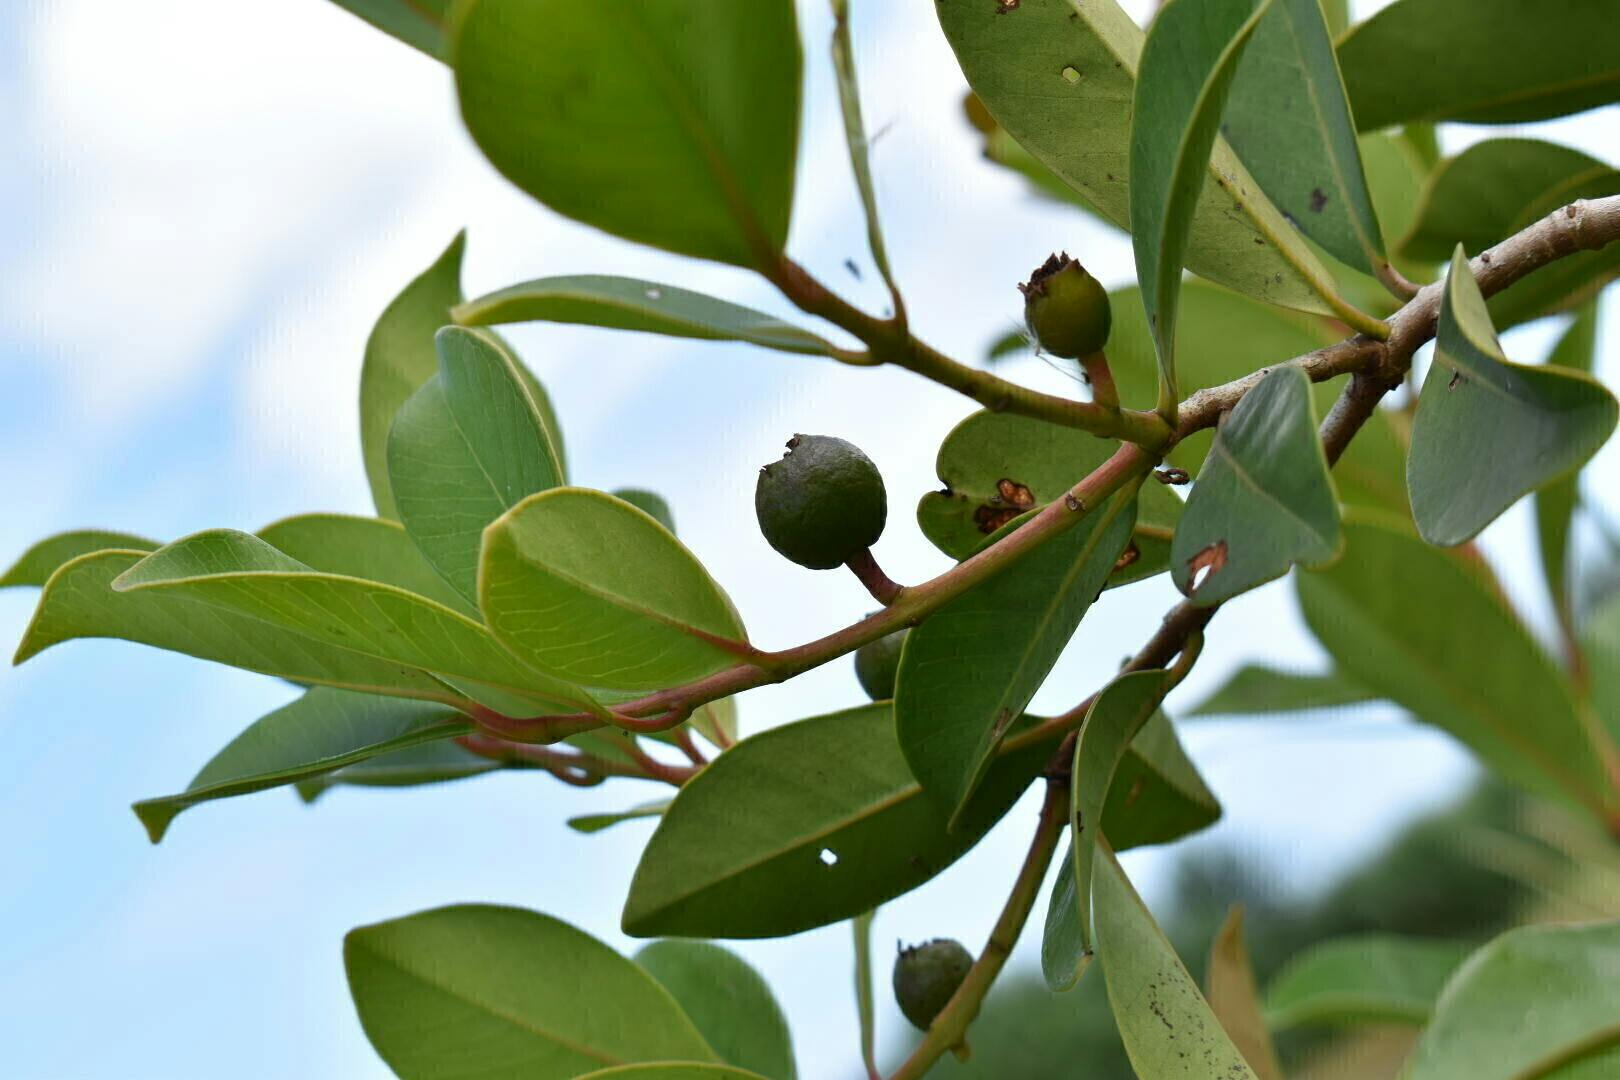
[936, 0, 1337, 316]
[1094, 843, 1258, 1080]
[1131, 0, 1287, 406]
[574, 1068, 770, 1080]
[387, 326, 565, 605]
[1585, 596, 1620, 746]
[1405, 920, 1620, 1080]
[1397, 140, 1620, 328]
[1297, 514, 1614, 815]
[454, 276, 838, 356]
[255, 513, 473, 615]
[452, 0, 801, 269]
[1339, 0, 1620, 130]
[1206, 907, 1284, 1080]
[297, 739, 502, 802]
[567, 799, 671, 835]
[829, 0, 896, 295]
[1536, 305, 1601, 620]
[326, 0, 450, 60]
[360, 233, 465, 521]
[915, 409, 1182, 584]
[622, 704, 1052, 939]
[480, 488, 747, 691]
[897, 493, 1136, 825]
[345, 904, 718, 1078]
[612, 489, 677, 536]
[1188, 663, 1375, 717]
[1040, 844, 1094, 993]
[1408, 249, 1617, 547]
[133, 689, 469, 842]
[1223, 0, 1387, 278]
[110, 530, 597, 712]
[14, 550, 456, 704]
[0, 529, 157, 588]
[1320, 0, 1349, 35]
[635, 941, 797, 1080]
[1263, 934, 1472, 1030]
[1171, 366, 1342, 605]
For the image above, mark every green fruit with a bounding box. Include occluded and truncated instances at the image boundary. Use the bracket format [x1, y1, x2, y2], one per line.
[1020, 252, 1111, 360]
[854, 626, 909, 700]
[893, 938, 974, 1031]
[755, 434, 887, 570]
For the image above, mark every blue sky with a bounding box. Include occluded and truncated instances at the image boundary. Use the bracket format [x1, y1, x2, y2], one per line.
[1, 1, 1615, 1077]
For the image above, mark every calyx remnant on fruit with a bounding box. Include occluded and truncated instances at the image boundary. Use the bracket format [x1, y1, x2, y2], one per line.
[1020, 252, 1112, 361]
[854, 625, 909, 700]
[755, 434, 887, 570]
[894, 938, 974, 1031]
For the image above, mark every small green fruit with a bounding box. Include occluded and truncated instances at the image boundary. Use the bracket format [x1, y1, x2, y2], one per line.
[854, 626, 909, 700]
[893, 938, 974, 1031]
[755, 434, 887, 570]
[1020, 252, 1111, 360]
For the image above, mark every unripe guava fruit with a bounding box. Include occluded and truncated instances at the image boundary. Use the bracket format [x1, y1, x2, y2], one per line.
[893, 938, 974, 1031]
[755, 434, 887, 570]
[854, 626, 909, 701]
[1020, 252, 1111, 360]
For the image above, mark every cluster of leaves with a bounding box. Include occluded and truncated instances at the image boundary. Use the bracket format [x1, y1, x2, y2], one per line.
[6, 0, 1620, 1077]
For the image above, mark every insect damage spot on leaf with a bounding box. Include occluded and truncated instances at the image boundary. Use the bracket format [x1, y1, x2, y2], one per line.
[973, 478, 1036, 535]
[819, 848, 839, 867]
[1310, 188, 1328, 213]
[1187, 540, 1229, 593]
[1448, 369, 1464, 390]
[1113, 543, 1140, 573]
[994, 0, 1020, 12]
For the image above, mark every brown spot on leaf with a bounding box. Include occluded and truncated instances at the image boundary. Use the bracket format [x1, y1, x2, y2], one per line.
[1124, 775, 1146, 809]
[1187, 540, 1228, 592]
[1449, 369, 1464, 390]
[974, 505, 1022, 534]
[1309, 188, 1328, 213]
[995, 0, 1020, 12]
[996, 478, 1036, 510]
[1113, 543, 1141, 573]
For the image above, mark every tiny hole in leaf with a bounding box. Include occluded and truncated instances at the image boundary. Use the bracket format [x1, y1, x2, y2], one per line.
[1060, 66, 1081, 84]
[645, 287, 662, 301]
[819, 848, 839, 867]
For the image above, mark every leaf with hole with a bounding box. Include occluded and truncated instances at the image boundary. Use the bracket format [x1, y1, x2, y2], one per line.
[1404, 919, 1620, 1080]
[345, 904, 718, 1079]
[1408, 249, 1617, 547]
[635, 941, 797, 1080]
[454, 276, 838, 357]
[133, 689, 470, 842]
[622, 704, 1053, 939]
[452, 0, 801, 269]
[1263, 935, 1472, 1030]
[1223, 0, 1387, 279]
[1172, 366, 1342, 606]
[897, 492, 1136, 826]
[1188, 664, 1375, 717]
[480, 488, 747, 691]
[1339, 0, 1620, 130]
[935, 0, 1337, 316]
[388, 326, 565, 605]
[1297, 514, 1614, 817]
[1095, 843, 1258, 1080]
[0, 529, 158, 588]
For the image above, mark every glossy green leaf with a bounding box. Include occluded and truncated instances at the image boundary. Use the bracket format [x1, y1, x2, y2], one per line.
[1171, 366, 1342, 605]
[915, 409, 1181, 584]
[387, 326, 565, 605]
[454, 276, 838, 356]
[1297, 514, 1613, 815]
[297, 739, 502, 802]
[1131, 0, 1283, 406]
[622, 704, 1052, 939]
[0, 529, 157, 588]
[567, 799, 671, 835]
[1224, 0, 1386, 277]
[345, 904, 718, 1078]
[1397, 140, 1620, 328]
[110, 530, 597, 712]
[575, 1068, 769, 1080]
[1405, 920, 1620, 1080]
[360, 233, 465, 521]
[1408, 250, 1617, 546]
[1339, 0, 1620, 130]
[452, 0, 800, 269]
[133, 689, 469, 842]
[480, 488, 746, 691]
[14, 551, 455, 704]
[1263, 935, 1472, 1030]
[1188, 663, 1375, 716]
[327, 0, 450, 60]
[936, 0, 1336, 316]
[255, 513, 473, 615]
[897, 493, 1136, 825]
[635, 941, 797, 1080]
[1095, 843, 1258, 1080]
[1536, 305, 1600, 619]
[1206, 907, 1283, 1080]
